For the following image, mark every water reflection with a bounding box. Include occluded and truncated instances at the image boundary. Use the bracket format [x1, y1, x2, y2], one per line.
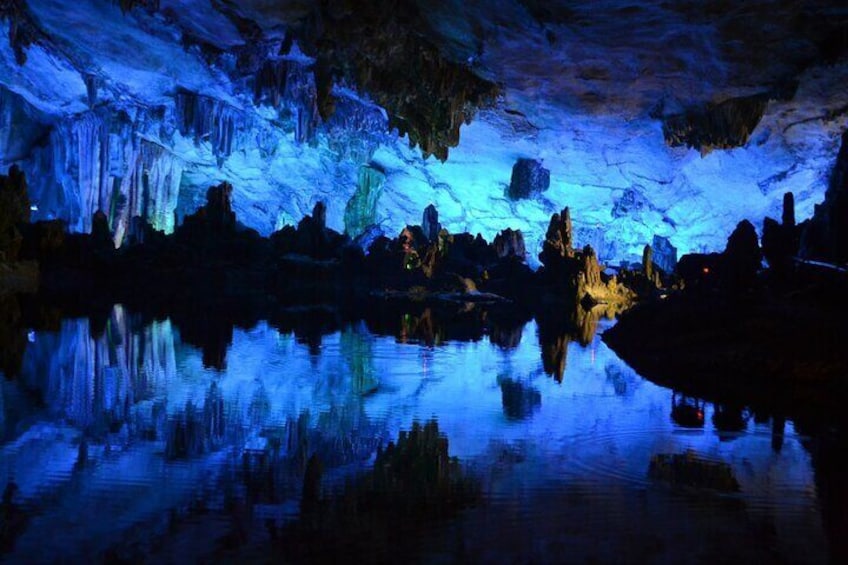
[0, 296, 844, 562]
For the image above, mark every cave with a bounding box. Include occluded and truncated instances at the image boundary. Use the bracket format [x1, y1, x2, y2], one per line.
[1, 1, 847, 562]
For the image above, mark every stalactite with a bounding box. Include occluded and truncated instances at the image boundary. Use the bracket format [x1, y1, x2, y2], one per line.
[253, 54, 322, 145]
[21, 108, 183, 245]
[175, 89, 238, 159]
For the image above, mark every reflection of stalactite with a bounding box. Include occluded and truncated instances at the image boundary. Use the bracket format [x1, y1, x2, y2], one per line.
[340, 325, 378, 394]
[277, 420, 479, 559]
[165, 382, 226, 460]
[19, 305, 177, 434]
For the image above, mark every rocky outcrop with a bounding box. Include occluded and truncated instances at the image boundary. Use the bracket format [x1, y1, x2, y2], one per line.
[676, 219, 761, 290]
[800, 129, 848, 264]
[507, 158, 550, 200]
[538, 206, 634, 306]
[539, 206, 575, 269]
[493, 228, 526, 260]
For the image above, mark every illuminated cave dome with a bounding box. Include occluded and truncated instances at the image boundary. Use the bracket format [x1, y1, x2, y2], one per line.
[1, 0, 847, 264]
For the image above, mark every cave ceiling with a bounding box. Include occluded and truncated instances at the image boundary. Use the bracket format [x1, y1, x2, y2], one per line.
[1, 0, 847, 262]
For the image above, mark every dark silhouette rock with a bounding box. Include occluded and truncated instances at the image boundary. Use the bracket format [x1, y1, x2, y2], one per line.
[19, 220, 66, 262]
[293, 202, 347, 259]
[91, 210, 113, 250]
[782, 191, 796, 228]
[801, 129, 848, 264]
[205, 182, 237, 230]
[508, 158, 550, 200]
[676, 252, 721, 288]
[762, 192, 799, 277]
[422, 204, 441, 243]
[0, 165, 30, 263]
[722, 219, 761, 289]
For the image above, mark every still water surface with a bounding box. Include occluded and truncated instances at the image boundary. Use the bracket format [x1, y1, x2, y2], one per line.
[0, 303, 837, 563]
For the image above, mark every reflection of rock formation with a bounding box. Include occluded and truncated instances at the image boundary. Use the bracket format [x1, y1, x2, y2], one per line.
[19, 305, 177, 434]
[499, 376, 541, 421]
[670, 392, 705, 428]
[712, 404, 749, 439]
[278, 420, 478, 560]
[0, 294, 26, 378]
[803, 426, 848, 564]
[648, 450, 741, 492]
[536, 304, 606, 382]
[165, 382, 226, 460]
[340, 324, 379, 395]
[1, 479, 28, 554]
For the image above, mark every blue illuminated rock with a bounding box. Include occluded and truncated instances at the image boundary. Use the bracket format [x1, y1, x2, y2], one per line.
[651, 235, 678, 274]
[0, 0, 847, 271]
[422, 204, 441, 243]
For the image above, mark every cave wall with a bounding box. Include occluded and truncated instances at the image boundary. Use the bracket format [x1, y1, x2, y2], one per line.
[1, 0, 847, 264]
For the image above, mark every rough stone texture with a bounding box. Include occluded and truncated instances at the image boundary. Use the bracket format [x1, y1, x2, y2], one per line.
[508, 158, 550, 200]
[642, 244, 654, 280]
[651, 235, 678, 274]
[493, 228, 526, 260]
[539, 206, 574, 268]
[1, 0, 848, 268]
[307, 0, 500, 161]
[801, 129, 848, 264]
[344, 165, 385, 239]
[662, 93, 769, 154]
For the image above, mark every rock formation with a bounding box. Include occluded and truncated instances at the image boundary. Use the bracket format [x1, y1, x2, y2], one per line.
[662, 93, 769, 154]
[422, 204, 441, 244]
[492, 228, 526, 260]
[722, 219, 761, 289]
[651, 235, 678, 274]
[801, 129, 848, 264]
[508, 158, 550, 200]
[762, 192, 800, 276]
